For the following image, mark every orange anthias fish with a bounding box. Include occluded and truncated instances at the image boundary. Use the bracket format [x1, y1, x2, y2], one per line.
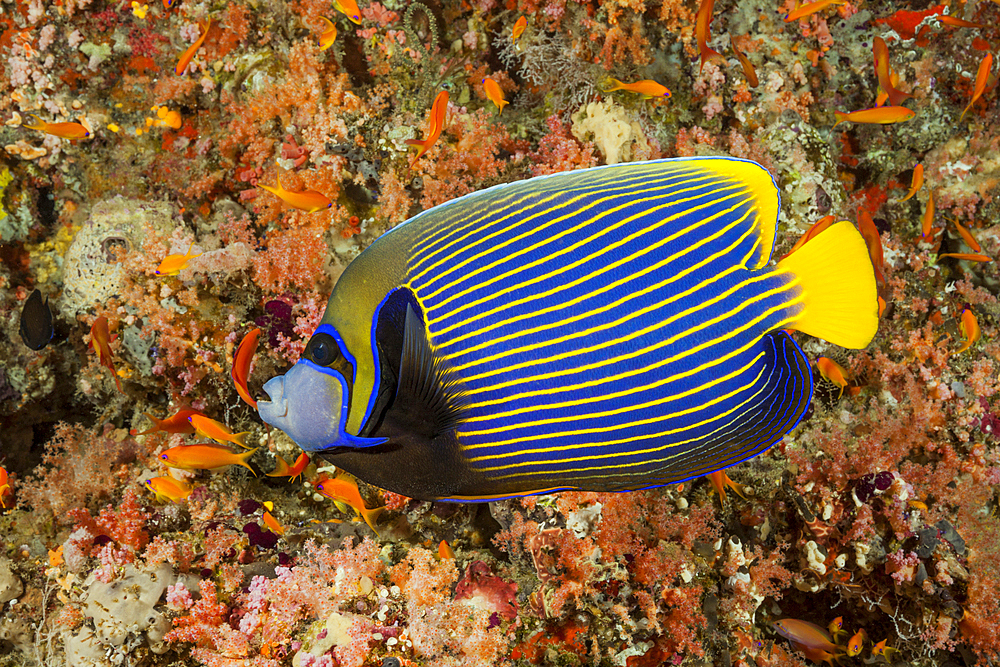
[900, 163, 923, 201]
[438, 539, 455, 559]
[784, 0, 847, 22]
[156, 244, 202, 276]
[267, 452, 310, 480]
[512, 15, 527, 41]
[951, 218, 982, 253]
[332, 0, 361, 24]
[731, 35, 758, 88]
[958, 307, 981, 353]
[772, 619, 839, 652]
[961, 53, 993, 120]
[482, 77, 508, 114]
[847, 629, 867, 657]
[871, 639, 898, 660]
[873, 37, 913, 107]
[316, 473, 385, 533]
[406, 90, 449, 167]
[318, 16, 337, 51]
[232, 328, 261, 409]
[935, 13, 985, 28]
[23, 114, 90, 140]
[160, 443, 259, 474]
[603, 77, 671, 99]
[833, 106, 915, 128]
[144, 476, 193, 503]
[922, 191, 936, 241]
[785, 215, 835, 257]
[827, 617, 844, 642]
[938, 252, 992, 262]
[0, 466, 12, 510]
[695, 0, 726, 71]
[262, 511, 285, 535]
[706, 469, 746, 504]
[175, 19, 211, 76]
[131, 408, 204, 435]
[90, 316, 123, 392]
[857, 210, 885, 284]
[189, 414, 250, 448]
[817, 357, 849, 398]
[258, 172, 333, 212]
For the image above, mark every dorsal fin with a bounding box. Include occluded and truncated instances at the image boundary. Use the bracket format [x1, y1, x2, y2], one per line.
[398, 304, 466, 435]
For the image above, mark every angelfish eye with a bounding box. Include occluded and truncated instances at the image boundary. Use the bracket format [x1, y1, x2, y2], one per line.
[305, 333, 340, 367]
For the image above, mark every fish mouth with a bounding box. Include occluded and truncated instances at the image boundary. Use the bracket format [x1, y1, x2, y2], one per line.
[258, 376, 289, 420]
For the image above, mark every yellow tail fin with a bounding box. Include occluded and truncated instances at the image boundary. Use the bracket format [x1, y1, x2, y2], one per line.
[778, 220, 878, 349]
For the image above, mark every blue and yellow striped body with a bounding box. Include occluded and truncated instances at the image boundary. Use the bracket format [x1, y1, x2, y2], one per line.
[258, 157, 878, 501]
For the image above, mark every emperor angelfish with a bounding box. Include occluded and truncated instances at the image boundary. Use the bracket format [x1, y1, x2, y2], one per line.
[258, 157, 878, 501]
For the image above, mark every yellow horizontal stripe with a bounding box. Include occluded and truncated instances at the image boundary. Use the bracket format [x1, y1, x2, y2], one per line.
[443, 219, 755, 373]
[408, 164, 688, 268]
[431, 195, 754, 347]
[419, 178, 746, 307]
[410, 170, 718, 282]
[467, 360, 771, 465]
[463, 341, 762, 422]
[457, 276, 800, 396]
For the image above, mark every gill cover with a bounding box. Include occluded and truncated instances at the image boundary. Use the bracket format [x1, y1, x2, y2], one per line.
[257, 327, 386, 452]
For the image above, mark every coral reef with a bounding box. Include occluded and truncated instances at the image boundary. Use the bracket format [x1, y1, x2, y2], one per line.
[1, 0, 999, 665]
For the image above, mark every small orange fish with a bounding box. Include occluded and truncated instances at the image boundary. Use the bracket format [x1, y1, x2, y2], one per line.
[156, 244, 202, 276]
[316, 473, 385, 533]
[899, 163, 923, 201]
[706, 469, 746, 504]
[232, 328, 260, 409]
[159, 443, 259, 474]
[961, 53, 993, 120]
[438, 539, 455, 559]
[951, 218, 982, 253]
[267, 452, 310, 480]
[332, 0, 361, 24]
[258, 172, 333, 212]
[90, 316, 123, 392]
[827, 617, 844, 642]
[878, 295, 887, 318]
[873, 37, 913, 107]
[262, 511, 285, 535]
[785, 215, 835, 257]
[512, 15, 527, 41]
[731, 35, 758, 88]
[0, 466, 12, 510]
[921, 191, 936, 241]
[938, 253, 992, 262]
[871, 639, 898, 660]
[833, 106, 915, 128]
[935, 14, 985, 28]
[482, 77, 508, 114]
[406, 90, 449, 167]
[857, 210, 885, 285]
[162, 0, 175, 8]
[784, 0, 847, 22]
[603, 77, 671, 99]
[817, 357, 849, 398]
[144, 476, 193, 503]
[131, 408, 204, 435]
[847, 629, 867, 657]
[318, 16, 337, 51]
[958, 307, 981, 353]
[772, 620, 839, 652]
[189, 414, 250, 448]
[695, 0, 726, 71]
[22, 114, 90, 140]
[175, 19, 211, 76]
